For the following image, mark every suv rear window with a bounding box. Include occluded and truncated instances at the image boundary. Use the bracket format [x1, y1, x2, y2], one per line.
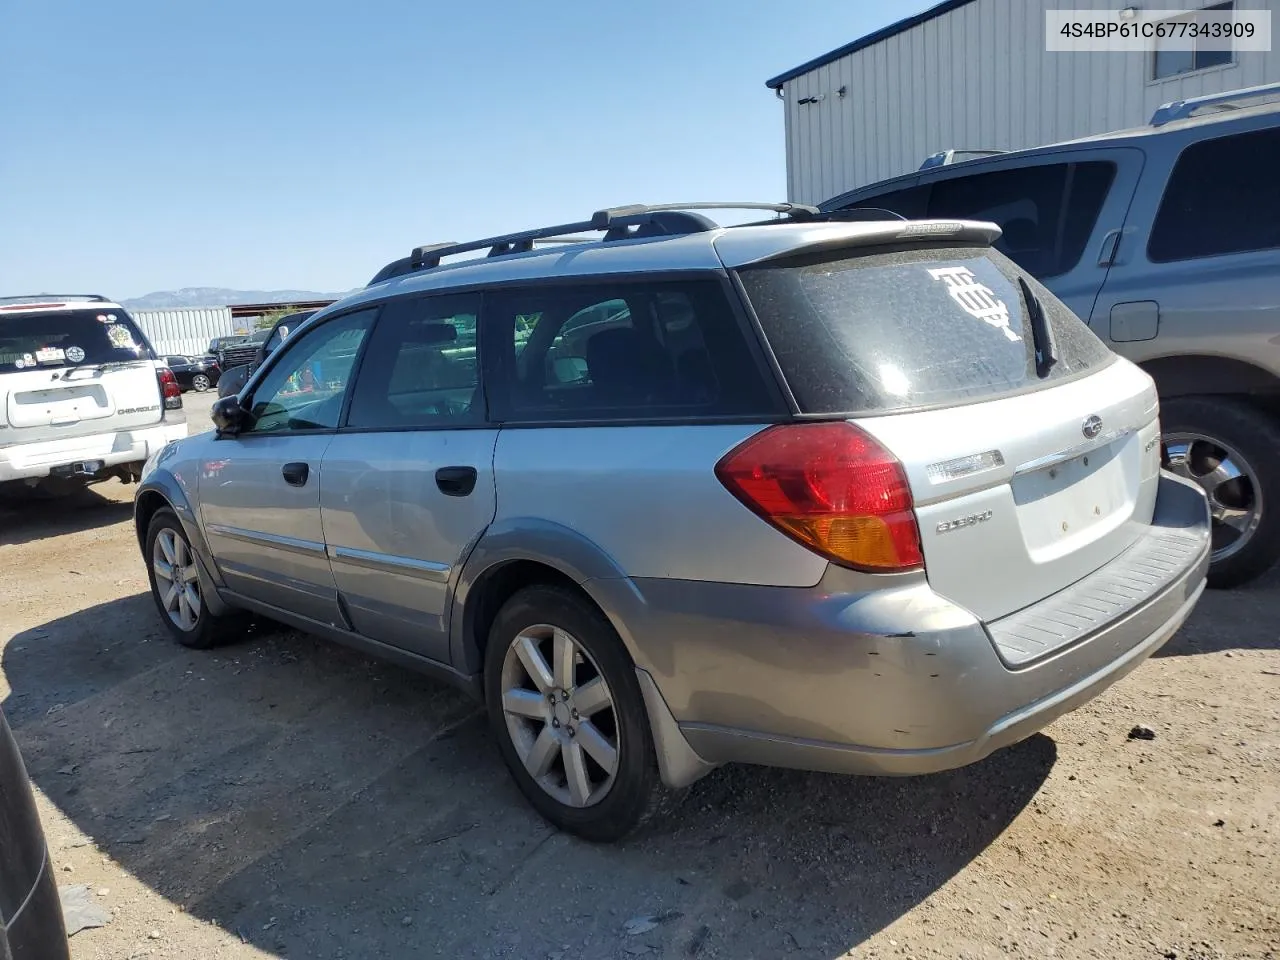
[739, 245, 1114, 414]
[0, 309, 153, 373]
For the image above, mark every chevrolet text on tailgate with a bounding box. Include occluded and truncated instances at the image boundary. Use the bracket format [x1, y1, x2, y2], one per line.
[133, 203, 1212, 841]
[0, 294, 187, 495]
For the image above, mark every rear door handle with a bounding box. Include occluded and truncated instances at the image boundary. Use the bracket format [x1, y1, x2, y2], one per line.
[1097, 228, 1122, 267]
[435, 465, 477, 497]
[282, 461, 310, 486]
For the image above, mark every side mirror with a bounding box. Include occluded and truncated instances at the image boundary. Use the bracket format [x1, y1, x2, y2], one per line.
[216, 363, 252, 398]
[211, 396, 250, 436]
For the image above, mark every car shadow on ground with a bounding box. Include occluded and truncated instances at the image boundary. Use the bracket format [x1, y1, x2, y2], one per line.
[4, 596, 1055, 959]
[1155, 564, 1280, 658]
[0, 485, 134, 548]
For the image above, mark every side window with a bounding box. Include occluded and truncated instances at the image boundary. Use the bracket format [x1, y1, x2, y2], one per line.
[245, 309, 376, 434]
[926, 162, 1115, 279]
[165, 356, 185, 367]
[486, 279, 776, 422]
[1148, 128, 1280, 263]
[346, 294, 481, 428]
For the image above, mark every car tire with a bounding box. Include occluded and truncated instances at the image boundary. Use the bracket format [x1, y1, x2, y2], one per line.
[191, 374, 211, 392]
[1161, 397, 1280, 589]
[145, 508, 247, 648]
[484, 585, 668, 842]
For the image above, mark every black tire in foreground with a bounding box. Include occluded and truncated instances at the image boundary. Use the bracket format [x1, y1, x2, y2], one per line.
[1161, 396, 1280, 589]
[484, 585, 669, 842]
[144, 507, 247, 648]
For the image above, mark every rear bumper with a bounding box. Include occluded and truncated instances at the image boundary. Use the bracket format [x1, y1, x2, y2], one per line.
[0, 421, 188, 483]
[596, 472, 1210, 783]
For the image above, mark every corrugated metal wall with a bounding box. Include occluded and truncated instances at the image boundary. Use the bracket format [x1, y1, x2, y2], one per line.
[130, 307, 242, 359]
[779, 0, 1280, 204]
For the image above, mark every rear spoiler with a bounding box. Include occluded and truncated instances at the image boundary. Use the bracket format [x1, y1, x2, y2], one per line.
[714, 219, 1003, 269]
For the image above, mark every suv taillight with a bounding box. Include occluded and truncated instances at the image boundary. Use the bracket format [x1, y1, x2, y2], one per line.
[714, 422, 923, 572]
[159, 368, 180, 396]
[158, 368, 182, 408]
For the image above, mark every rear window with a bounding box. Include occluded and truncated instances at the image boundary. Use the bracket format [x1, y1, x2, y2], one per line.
[738, 245, 1114, 414]
[0, 309, 153, 374]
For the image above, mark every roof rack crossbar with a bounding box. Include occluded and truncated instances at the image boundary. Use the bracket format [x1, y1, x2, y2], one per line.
[373, 202, 822, 286]
[0, 293, 110, 305]
[1150, 80, 1280, 126]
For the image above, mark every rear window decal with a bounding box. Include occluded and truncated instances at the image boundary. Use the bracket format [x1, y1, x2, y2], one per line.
[35, 346, 66, 364]
[65, 345, 86, 363]
[927, 265, 1021, 343]
[13, 357, 25, 369]
[105, 324, 136, 350]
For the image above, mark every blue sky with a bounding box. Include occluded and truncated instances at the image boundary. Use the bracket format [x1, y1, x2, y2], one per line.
[1, 0, 915, 298]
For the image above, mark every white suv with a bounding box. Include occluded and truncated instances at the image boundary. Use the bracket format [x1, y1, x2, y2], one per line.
[0, 294, 188, 494]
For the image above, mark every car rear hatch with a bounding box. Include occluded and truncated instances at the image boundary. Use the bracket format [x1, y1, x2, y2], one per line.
[728, 225, 1163, 629]
[0, 307, 164, 445]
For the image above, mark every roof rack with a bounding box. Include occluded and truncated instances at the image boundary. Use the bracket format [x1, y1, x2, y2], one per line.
[368, 202, 821, 285]
[0, 293, 110, 305]
[919, 149, 1007, 170]
[1150, 80, 1280, 127]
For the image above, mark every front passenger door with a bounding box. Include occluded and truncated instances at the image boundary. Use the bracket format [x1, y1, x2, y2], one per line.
[199, 308, 376, 627]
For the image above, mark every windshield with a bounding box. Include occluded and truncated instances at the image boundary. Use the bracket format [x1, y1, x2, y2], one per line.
[0, 309, 154, 373]
[738, 244, 1113, 414]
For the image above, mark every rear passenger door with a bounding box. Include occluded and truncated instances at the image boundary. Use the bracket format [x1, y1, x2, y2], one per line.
[1091, 124, 1280, 369]
[319, 293, 496, 663]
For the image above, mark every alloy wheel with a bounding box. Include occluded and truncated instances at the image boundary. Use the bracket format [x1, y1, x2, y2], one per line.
[192, 374, 211, 391]
[1165, 431, 1263, 562]
[499, 623, 619, 808]
[153, 528, 202, 630]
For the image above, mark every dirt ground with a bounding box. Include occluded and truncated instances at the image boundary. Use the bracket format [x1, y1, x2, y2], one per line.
[1, 441, 1277, 958]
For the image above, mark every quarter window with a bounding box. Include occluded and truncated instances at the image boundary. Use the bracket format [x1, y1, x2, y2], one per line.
[1148, 127, 1280, 263]
[245, 309, 376, 433]
[487, 280, 775, 422]
[346, 294, 482, 428]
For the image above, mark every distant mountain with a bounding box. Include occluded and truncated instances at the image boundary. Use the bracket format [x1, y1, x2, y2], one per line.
[122, 288, 349, 311]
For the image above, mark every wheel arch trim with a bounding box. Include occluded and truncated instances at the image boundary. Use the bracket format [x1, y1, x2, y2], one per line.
[134, 470, 232, 616]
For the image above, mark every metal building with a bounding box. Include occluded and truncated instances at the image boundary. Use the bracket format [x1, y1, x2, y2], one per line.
[131, 307, 238, 358]
[766, 0, 1280, 204]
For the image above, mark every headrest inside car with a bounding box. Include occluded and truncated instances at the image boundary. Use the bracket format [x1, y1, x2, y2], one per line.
[407, 322, 458, 345]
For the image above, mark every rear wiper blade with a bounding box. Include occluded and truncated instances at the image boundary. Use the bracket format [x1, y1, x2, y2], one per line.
[58, 360, 136, 380]
[1019, 276, 1057, 378]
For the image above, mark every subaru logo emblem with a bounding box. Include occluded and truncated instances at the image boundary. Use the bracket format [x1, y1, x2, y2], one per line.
[1082, 415, 1103, 440]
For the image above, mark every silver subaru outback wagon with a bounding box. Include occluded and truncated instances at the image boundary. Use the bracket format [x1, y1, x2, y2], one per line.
[134, 202, 1211, 841]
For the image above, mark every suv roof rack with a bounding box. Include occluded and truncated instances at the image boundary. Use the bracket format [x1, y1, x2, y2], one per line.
[0, 294, 111, 305]
[1150, 80, 1280, 127]
[919, 149, 1007, 170]
[368, 202, 822, 285]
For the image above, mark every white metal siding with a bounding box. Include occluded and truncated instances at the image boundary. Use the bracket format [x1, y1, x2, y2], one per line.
[131, 307, 238, 358]
[780, 0, 1280, 204]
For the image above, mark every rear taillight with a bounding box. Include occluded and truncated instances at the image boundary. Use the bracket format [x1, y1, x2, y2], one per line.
[159, 368, 181, 399]
[714, 422, 923, 572]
